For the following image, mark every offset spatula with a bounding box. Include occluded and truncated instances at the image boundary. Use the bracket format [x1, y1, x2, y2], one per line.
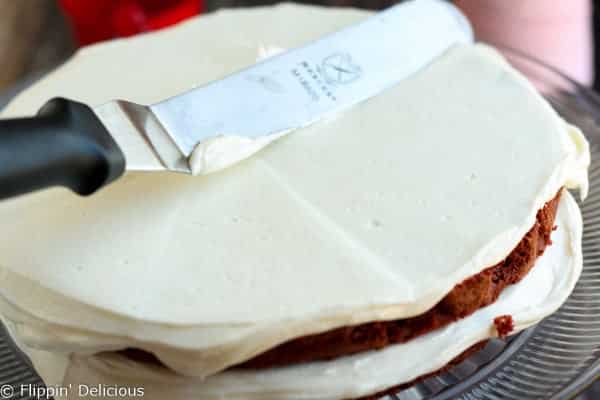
[0, 0, 472, 200]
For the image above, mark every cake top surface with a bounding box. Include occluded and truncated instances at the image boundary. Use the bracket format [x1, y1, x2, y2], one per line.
[0, 2, 589, 378]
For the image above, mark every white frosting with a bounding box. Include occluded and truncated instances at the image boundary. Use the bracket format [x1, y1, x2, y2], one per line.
[187, 45, 287, 176]
[188, 132, 287, 175]
[20, 192, 583, 399]
[0, 2, 589, 382]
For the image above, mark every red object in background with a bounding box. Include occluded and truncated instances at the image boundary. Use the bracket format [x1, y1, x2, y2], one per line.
[59, 0, 203, 46]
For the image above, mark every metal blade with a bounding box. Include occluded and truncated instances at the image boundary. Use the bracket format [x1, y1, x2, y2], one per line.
[152, 0, 472, 156]
[97, 0, 473, 173]
[94, 101, 190, 173]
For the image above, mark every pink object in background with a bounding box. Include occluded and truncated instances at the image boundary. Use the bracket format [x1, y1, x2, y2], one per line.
[455, 0, 594, 86]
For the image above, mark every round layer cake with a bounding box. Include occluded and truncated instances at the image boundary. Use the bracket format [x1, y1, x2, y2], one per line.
[0, 3, 590, 400]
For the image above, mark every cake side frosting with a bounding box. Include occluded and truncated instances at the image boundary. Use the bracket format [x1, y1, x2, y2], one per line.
[18, 192, 583, 399]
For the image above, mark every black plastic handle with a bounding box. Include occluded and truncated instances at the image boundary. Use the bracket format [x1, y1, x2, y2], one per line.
[0, 98, 126, 200]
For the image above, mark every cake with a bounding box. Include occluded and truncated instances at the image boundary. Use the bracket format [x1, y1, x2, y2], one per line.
[0, 3, 590, 400]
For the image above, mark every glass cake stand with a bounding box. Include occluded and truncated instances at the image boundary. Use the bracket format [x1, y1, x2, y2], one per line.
[1, 49, 600, 400]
